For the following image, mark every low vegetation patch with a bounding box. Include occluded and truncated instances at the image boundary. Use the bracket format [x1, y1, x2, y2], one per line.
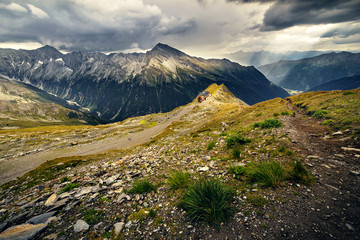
[179, 178, 234, 225]
[207, 140, 216, 150]
[246, 160, 285, 188]
[226, 133, 251, 149]
[129, 179, 156, 194]
[168, 171, 191, 190]
[287, 161, 314, 185]
[83, 209, 104, 225]
[58, 182, 80, 194]
[253, 119, 282, 129]
[228, 165, 246, 179]
[312, 109, 328, 118]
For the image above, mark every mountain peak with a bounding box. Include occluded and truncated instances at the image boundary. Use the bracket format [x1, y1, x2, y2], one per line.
[36, 45, 62, 57]
[148, 43, 186, 57]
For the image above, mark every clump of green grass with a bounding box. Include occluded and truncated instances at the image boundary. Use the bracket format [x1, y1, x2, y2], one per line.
[232, 148, 241, 159]
[179, 178, 234, 224]
[226, 134, 251, 148]
[246, 194, 269, 207]
[60, 176, 71, 183]
[58, 182, 80, 194]
[129, 180, 156, 194]
[273, 113, 279, 117]
[312, 109, 328, 118]
[168, 171, 191, 190]
[287, 161, 314, 185]
[322, 119, 334, 126]
[253, 119, 282, 129]
[281, 111, 291, 116]
[207, 141, 216, 150]
[246, 160, 285, 187]
[343, 91, 354, 96]
[83, 209, 104, 225]
[228, 165, 246, 179]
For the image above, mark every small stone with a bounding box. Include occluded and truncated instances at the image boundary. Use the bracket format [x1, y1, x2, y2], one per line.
[114, 222, 125, 235]
[202, 156, 211, 161]
[345, 223, 354, 231]
[44, 193, 57, 206]
[74, 220, 89, 233]
[125, 221, 132, 229]
[332, 131, 343, 136]
[74, 186, 97, 198]
[350, 170, 360, 176]
[105, 174, 120, 185]
[341, 147, 360, 152]
[198, 166, 209, 172]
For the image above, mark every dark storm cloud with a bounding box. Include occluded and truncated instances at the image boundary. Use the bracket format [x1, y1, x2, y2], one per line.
[0, 0, 196, 51]
[261, 0, 360, 31]
[321, 25, 360, 39]
[226, 0, 360, 31]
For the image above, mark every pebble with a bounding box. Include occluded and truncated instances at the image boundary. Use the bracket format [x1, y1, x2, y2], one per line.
[197, 166, 209, 172]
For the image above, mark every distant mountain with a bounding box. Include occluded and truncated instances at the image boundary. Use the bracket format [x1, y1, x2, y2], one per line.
[225, 50, 327, 67]
[258, 52, 360, 91]
[0, 76, 101, 128]
[0, 43, 288, 122]
[308, 75, 360, 92]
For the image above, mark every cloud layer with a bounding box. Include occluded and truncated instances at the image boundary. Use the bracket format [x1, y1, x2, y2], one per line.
[0, 0, 359, 56]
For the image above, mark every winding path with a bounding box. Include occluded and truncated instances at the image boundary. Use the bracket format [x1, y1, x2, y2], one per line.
[0, 103, 195, 185]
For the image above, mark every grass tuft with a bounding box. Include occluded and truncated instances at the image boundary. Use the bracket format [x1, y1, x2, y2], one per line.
[207, 141, 216, 151]
[129, 180, 156, 194]
[228, 165, 246, 179]
[179, 178, 234, 225]
[287, 161, 315, 185]
[246, 160, 285, 187]
[168, 171, 191, 190]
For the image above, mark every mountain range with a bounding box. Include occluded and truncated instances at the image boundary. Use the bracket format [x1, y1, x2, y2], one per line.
[258, 52, 360, 91]
[0, 43, 288, 122]
[308, 75, 360, 92]
[225, 50, 328, 67]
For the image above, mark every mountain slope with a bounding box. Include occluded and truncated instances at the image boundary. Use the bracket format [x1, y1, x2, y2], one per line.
[226, 50, 327, 67]
[258, 52, 360, 90]
[0, 76, 101, 128]
[0, 43, 288, 121]
[308, 75, 360, 92]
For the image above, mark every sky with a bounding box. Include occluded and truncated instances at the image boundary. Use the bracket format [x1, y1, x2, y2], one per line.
[0, 0, 359, 58]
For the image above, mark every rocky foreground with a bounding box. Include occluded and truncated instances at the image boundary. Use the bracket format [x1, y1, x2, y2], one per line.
[0, 88, 359, 239]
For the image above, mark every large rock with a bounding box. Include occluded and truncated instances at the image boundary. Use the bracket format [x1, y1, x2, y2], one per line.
[44, 194, 57, 206]
[26, 211, 57, 225]
[0, 223, 46, 240]
[114, 222, 125, 236]
[73, 220, 89, 233]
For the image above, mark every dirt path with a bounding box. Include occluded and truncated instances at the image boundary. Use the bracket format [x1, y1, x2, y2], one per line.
[0, 103, 195, 185]
[274, 102, 360, 239]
